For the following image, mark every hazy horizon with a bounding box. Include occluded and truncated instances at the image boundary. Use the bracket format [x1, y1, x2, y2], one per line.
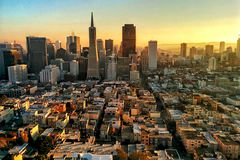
[0, 0, 240, 49]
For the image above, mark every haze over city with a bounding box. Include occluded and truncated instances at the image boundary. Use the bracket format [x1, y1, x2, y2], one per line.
[0, 0, 240, 49]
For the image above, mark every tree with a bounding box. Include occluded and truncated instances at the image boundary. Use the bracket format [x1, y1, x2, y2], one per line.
[35, 135, 53, 155]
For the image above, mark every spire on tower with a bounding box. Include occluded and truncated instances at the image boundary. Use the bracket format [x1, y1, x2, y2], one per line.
[91, 12, 94, 27]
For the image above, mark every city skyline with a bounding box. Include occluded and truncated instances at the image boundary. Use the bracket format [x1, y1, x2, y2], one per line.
[0, 0, 240, 49]
[1, 1, 240, 160]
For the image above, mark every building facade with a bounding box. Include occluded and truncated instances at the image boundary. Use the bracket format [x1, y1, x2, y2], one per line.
[189, 47, 197, 59]
[8, 64, 28, 83]
[97, 39, 106, 79]
[180, 43, 187, 57]
[0, 49, 20, 79]
[219, 41, 225, 54]
[122, 24, 136, 57]
[148, 41, 157, 70]
[27, 37, 48, 74]
[70, 60, 79, 78]
[205, 45, 214, 56]
[87, 12, 100, 79]
[237, 37, 240, 58]
[105, 39, 113, 56]
[106, 54, 117, 81]
[39, 65, 60, 84]
[66, 34, 81, 54]
[208, 57, 217, 71]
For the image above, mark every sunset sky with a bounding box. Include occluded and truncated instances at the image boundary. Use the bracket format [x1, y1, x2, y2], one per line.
[0, 0, 240, 49]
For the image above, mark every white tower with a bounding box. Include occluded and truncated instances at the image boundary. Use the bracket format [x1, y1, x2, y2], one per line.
[39, 65, 60, 84]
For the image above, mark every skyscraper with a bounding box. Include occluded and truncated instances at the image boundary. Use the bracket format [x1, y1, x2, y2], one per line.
[189, 47, 197, 59]
[77, 56, 88, 80]
[106, 54, 117, 81]
[97, 39, 104, 53]
[237, 37, 240, 58]
[205, 45, 214, 56]
[148, 41, 157, 70]
[47, 42, 56, 63]
[97, 39, 106, 79]
[55, 40, 62, 50]
[66, 34, 81, 54]
[122, 24, 136, 57]
[27, 37, 48, 74]
[117, 57, 129, 80]
[105, 39, 113, 56]
[140, 47, 149, 72]
[180, 43, 187, 57]
[208, 57, 217, 71]
[219, 41, 225, 54]
[0, 49, 20, 79]
[8, 64, 28, 83]
[87, 12, 100, 79]
[70, 60, 79, 78]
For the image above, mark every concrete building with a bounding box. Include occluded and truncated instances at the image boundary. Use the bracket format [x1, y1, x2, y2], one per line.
[77, 56, 88, 80]
[237, 37, 240, 58]
[8, 64, 28, 83]
[47, 42, 56, 63]
[0, 42, 12, 49]
[97, 39, 106, 79]
[0, 106, 14, 123]
[219, 41, 225, 54]
[208, 57, 217, 71]
[205, 45, 214, 56]
[27, 37, 48, 74]
[130, 70, 140, 81]
[180, 43, 187, 57]
[213, 134, 239, 159]
[189, 47, 197, 59]
[141, 47, 148, 72]
[70, 60, 79, 78]
[106, 54, 117, 81]
[122, 24, 136, 57]
[117, 56, 129, 80]
[50, 58, 64, 71]
[148, 40, 157, 70]
[87, 12, 100, 79]
[39, 65, 60, 84]
[66, 34, 81, 54]
[105, 39, 113, 56]
[0, 49, 20, 79]
[55, 40, 62, 50]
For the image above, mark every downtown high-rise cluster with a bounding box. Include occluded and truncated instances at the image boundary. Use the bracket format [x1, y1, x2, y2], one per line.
[0, 13, 240, 84]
